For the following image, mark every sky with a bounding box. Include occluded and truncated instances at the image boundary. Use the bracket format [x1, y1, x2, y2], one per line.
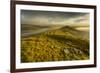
[21, 10, 89, 26]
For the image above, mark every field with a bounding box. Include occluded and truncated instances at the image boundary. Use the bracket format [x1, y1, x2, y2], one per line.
[21, 24, 89, 63]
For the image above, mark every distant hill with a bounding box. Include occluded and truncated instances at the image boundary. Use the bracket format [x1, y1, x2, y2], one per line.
[21, 24, 50, 31]
[61, 26, 89, 40]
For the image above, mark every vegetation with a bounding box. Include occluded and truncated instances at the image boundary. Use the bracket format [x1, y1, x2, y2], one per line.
[21, 25, 89, 63]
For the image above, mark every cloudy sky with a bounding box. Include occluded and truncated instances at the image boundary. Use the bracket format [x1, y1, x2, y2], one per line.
[21, 10, 89, 26]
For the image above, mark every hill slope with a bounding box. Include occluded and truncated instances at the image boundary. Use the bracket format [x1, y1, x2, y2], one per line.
[21, 26, 89, 63]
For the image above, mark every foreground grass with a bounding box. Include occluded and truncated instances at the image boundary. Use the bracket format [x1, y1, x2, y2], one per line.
[21, 26, 89, 63]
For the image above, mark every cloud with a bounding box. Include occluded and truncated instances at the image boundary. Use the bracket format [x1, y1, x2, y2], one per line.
[21, 10, 89, 26]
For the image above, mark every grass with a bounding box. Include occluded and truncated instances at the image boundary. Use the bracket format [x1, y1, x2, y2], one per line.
[21, 25, 89, 63]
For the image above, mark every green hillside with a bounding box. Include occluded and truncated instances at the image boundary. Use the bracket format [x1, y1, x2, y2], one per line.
[21, 26, 89, 63]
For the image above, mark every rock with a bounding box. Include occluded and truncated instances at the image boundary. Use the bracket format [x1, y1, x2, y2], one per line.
[64, 48, 70, 54]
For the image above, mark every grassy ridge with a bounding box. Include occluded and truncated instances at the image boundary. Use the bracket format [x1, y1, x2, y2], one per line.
[21, 26, 89, 63]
